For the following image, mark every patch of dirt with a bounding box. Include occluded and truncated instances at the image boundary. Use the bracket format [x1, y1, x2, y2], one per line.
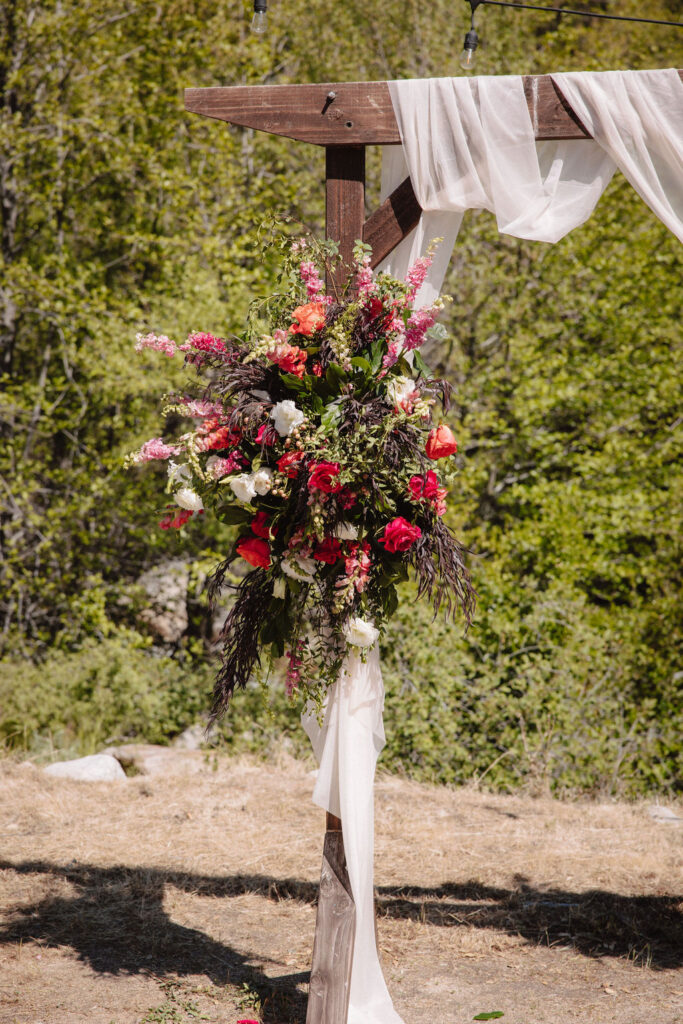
[0, 752, 681, 1024]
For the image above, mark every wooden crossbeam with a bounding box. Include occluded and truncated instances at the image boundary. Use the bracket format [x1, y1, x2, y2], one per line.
[185, 75, 597, 144]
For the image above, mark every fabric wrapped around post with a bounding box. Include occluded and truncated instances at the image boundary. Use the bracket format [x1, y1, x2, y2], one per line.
[302, 647, 404, 1024]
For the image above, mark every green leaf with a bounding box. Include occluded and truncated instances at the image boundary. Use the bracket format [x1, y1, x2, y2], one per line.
[281, 373, 307, 391]
[473, 1013, 504, 1020]
[216, 505, 252, 525]
[351, 356, 371, 373]
[412, 350, 430, 377]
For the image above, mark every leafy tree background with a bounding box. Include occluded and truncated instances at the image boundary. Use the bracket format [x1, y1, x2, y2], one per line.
[1, 0, 681, 795]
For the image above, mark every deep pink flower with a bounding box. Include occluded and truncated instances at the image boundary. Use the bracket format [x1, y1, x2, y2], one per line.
[256, 422, 277, 446]
[379, 517, 422, 553]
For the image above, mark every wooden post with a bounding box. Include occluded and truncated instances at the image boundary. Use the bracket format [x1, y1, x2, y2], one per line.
[305, 812, 356, 1024]
[325, 146, 366, 298]
[305, 146, 366, 1024]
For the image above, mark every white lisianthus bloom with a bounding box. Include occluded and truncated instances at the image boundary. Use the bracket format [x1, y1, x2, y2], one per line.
[167, 460, 192, 486]
[272, 577, 286, 599]
[271, 399, 305, 437]
[229, 473, 257, 503]
[335, 522, 359, 541]
[174, 486, 204, 512]
[385, 375, 416, 408]
[343, 616, 379, 648]
[281, 555, 317, 581]
[251, 467, 274, 495]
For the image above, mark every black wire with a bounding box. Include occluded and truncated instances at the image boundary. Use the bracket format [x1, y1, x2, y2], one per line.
[475, 0, 683, 29]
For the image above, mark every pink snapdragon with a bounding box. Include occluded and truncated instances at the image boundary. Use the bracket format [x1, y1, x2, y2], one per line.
[285, 643, 304, 695]
[355, 254, 374, 298]
[135, 332, 177, 357]
[206, 451, 246, 478]
[405, 254, 432, 299]
[133, 437, 180, 463]
[404, 307, 436, 351]
[179, 398, 224, 418]
[299, 260, 326, 299]
[179, 332, 228, 362]
[336, 541, 372, 594]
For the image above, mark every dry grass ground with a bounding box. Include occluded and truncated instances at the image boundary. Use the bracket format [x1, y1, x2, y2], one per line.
[0, 751, 681, 1024]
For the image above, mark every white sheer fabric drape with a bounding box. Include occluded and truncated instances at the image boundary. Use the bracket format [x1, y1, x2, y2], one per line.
[380, 68, 683, 301]
[302, 648, 404, 1024]
[302, 67, 682, 1024]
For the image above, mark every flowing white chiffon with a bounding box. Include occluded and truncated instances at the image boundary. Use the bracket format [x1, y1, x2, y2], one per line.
[302, 648, 404, 1024]
[301, 67, 682, 1024]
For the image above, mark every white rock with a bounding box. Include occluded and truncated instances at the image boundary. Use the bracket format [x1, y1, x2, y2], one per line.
[44, 754, 126, 782]
[172, 724, 207, 751]
[648, 805, 683, 823]
[138, 559, 189, 642]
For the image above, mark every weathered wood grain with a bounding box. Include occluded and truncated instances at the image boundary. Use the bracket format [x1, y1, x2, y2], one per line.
[325, 147, 365, 297]
[184, 72, 683, 146]
[306, 828, 356, 1024]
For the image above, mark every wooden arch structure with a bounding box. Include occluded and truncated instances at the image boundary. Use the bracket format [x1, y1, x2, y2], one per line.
[184, 71, 682, 1024]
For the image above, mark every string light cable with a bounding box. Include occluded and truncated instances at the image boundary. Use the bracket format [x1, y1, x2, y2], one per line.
[460, 0, 683, 69]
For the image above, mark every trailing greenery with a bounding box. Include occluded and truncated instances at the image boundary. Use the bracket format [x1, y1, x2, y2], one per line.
[0, 0, 680, 794]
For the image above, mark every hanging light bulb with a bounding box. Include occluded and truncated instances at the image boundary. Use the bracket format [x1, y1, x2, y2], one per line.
[251, 0, 267, 34]
[459, 28, 479, 70]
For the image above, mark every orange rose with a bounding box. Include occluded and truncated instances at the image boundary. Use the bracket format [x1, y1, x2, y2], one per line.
[289, 302, 326, 337]
[425, 424, 458, 460]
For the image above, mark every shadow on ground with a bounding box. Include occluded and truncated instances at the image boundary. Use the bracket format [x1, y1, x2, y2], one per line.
[1, 859, 681, 1006]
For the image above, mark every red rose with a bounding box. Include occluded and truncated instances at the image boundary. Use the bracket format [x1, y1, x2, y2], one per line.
[379, 516, 422, 553]
[251, 511, 276, 539]
[425, 424, 458, 460]
[422, 470, 440, 500]
[236, 536, 271, 569]
[308, 461, 342, 494]
[255, 422, 277, 446]
[408, 475, 424, 501]
[313, 536, 343, 564]
[289, 302, 326, 337]
[277, 450, 306, 478]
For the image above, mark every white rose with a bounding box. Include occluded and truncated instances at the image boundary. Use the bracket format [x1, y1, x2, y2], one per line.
[229, 473, 257, 503]
[271, 399, 305, 437]
[343, 616, 379, 648]
[251, 467, 274, 495]
[281, 554, 317, 581]
[335, 522, 358, 541]
[174, 486, 204, 512]
[272, 577, 286, 599]
[386, 375, 416, 408]
[167, 460, 192, 486]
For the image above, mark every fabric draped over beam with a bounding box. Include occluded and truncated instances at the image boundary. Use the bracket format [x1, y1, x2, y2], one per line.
[379, 68, 683, 303]
[303, 66, 683, 1024]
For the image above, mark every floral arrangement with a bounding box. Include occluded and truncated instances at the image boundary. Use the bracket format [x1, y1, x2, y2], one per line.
[128, 238, 474, 718]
